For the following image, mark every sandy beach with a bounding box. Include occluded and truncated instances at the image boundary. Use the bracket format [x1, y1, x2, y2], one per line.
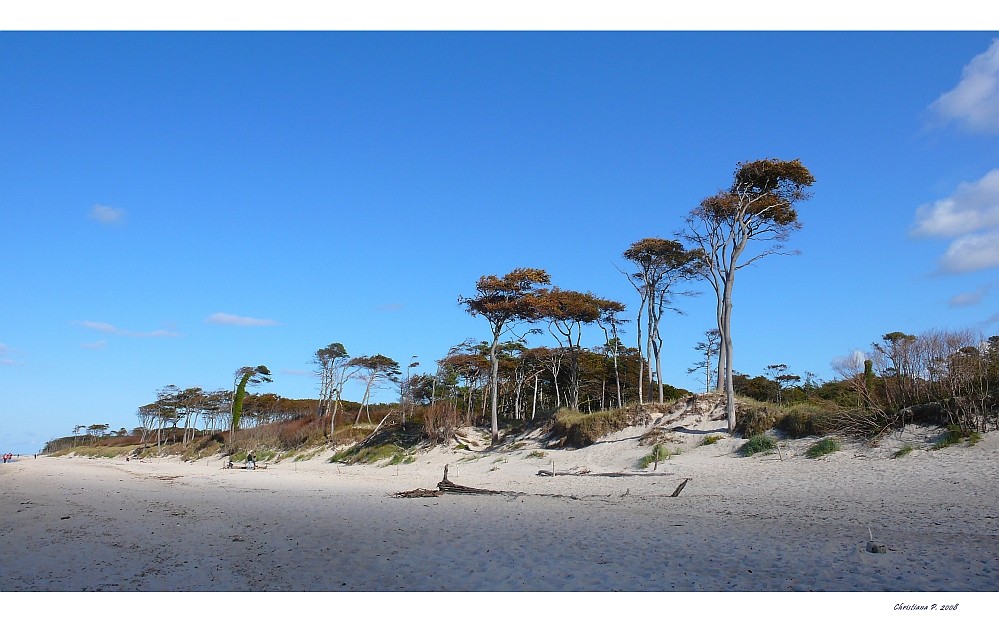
[1, 418, 997, 616]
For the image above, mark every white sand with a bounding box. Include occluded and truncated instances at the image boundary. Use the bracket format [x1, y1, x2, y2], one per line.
[1, 410, 997, 616]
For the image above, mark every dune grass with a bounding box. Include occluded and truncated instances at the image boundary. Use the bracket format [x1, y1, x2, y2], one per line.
[740, 434, 776, 457]
[805, 438, 841, 459]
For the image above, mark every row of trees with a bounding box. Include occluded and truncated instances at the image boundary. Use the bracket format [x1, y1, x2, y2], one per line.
[78, 156, 992, 452]
[70, 423, 128, 444]
[459, 158, 816, 438]
[121, 158, 812, 445]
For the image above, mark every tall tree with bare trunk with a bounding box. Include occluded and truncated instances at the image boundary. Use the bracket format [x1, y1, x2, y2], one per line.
[683, 158, 815, 433]
[460, 268, 551, 444]
[622, 238, 702, 404]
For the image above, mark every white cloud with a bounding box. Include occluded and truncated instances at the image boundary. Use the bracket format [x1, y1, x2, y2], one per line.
[88, 204, 125, 224]
[0, 358, 14, 366]
[912, 169, 999, 275]
[74, 320, 179, 337]
[930, 39, 999, 133]
[81, 340, 108, 350]
[940, 230, 999, 273]
[912, 169, 999, 238]
[206, 312, 278, 327]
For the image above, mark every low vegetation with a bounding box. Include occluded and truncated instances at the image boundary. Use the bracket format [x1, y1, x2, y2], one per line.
[551, 405, 652, 448]
[805, 437, 841, 459]
[330, 443, 414, 465]
[934, 424, 983, 450]
[740, 434, 776, 457]
[700, 434, 722, 446]
[639, 443, 675, 468]
[892, 445, 914, 459]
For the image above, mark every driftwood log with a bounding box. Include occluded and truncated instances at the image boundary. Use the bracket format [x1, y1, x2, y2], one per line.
[393, 488, 444, 498]
[437, 464, 503, 495]
[670, 478, 690, 497]
[394, 465, 691, 499]
[537, 469, 672, 478]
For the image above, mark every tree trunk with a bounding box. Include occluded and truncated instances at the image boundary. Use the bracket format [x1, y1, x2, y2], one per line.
[489, 333, 500, 444]
[531, 374, 539, 420]
[722, 275, 736, 432]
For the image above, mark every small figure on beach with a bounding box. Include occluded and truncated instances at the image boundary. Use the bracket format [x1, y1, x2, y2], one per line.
[246, 451, 256, 470]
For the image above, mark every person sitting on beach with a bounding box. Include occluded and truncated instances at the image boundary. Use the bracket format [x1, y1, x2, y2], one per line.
[246, 452, 256, 470]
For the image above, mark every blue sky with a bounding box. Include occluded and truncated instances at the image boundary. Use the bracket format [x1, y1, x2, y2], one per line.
[3, 30, 999, 454]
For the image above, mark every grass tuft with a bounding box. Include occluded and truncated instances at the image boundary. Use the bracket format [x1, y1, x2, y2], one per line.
[934, 424, 983, 450]
[892, 445, 914, 459]
[700, 434, 723, 446]
[638, 443, 674, 468]
[740, 434, 776, 457]
[805, 437, 840, 459]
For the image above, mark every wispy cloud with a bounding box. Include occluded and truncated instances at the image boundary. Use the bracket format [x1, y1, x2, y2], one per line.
[930, 39, 999, 134]
[206, 312, 279, 327]
[0, 343, 15, 365]
[81, 340, 108, 350]
[948, 281, 997, 307]
[912, 169, 999, 274]
[282, 369, 312, 377]
[74, 320, 180, 338]
[88, 204, 125, 225]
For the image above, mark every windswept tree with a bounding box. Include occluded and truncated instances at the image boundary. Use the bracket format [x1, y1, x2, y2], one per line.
[349, 354, 401, 424]
[621, 238, 702, 405]
[313, 342, 355, 439]
[596, 306, 629, 410]
[460, 267, 551, 444]
[231, 365, 272, 441]
[683, 158, 815, 432]
[535, 288, 625, 411]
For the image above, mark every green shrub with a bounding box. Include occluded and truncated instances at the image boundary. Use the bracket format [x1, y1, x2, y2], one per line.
[525, 450, 546, 459]
[734, 399, 781, 438]
[700, 434, 722, 446]
[740, 434, 776, 457]
[805, 438, 840, 458]
[892, 445, 913, 459]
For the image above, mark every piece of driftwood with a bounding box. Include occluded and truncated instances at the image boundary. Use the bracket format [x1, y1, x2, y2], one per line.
[437, 464, 503, 495]
[536, 470, 674, 478]
[670, 478, 691, 497]
[393, 488, 444, 498]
